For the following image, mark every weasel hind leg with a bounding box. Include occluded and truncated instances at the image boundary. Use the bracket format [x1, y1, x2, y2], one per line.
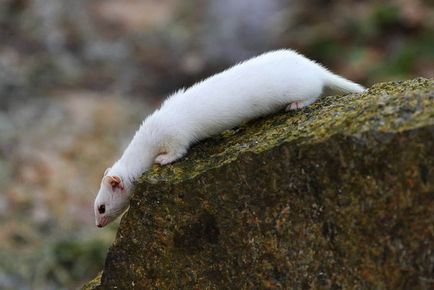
[286, 98, 318, 111]
[155, 147, 188, 165]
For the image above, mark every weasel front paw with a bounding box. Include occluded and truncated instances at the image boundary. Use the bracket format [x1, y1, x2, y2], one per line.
[155, 153, 176, 165]
[154, 148, 187, 166]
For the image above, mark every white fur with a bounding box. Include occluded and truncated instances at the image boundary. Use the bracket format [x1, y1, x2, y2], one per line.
[94, 49, 365, 227]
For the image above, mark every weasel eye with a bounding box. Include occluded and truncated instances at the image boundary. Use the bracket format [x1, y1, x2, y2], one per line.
[98, 204, 106, 214]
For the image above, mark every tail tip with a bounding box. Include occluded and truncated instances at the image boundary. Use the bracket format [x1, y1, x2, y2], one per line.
[355, 84, 367, 93]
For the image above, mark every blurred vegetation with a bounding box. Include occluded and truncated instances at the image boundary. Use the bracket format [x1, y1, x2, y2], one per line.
[0, 234, 111, 289]
[0, 0, 432, 289]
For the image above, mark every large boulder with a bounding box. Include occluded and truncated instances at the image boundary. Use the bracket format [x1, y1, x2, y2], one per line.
[83, 78, 434, 289]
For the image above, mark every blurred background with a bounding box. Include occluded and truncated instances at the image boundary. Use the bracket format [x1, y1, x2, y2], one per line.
[0, 0, 433, 289]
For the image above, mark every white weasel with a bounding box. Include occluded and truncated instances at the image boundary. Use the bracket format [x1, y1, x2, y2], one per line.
[94, 49, 365, 227]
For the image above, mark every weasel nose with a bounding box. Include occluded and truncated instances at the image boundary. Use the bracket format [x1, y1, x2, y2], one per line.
[97, 224, 102, 228]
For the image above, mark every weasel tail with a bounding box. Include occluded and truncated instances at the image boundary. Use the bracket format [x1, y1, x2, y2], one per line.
[322, 70, 365, 93]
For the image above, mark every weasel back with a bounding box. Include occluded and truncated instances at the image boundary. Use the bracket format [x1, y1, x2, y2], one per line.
[160, 49, 365, 141]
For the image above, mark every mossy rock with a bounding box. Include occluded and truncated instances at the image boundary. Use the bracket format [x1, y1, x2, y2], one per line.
[81, 272, 102, 290]
[85, 78, 434, 289]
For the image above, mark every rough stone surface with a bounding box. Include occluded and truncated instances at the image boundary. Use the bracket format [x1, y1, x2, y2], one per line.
[84, 78, 434, 290]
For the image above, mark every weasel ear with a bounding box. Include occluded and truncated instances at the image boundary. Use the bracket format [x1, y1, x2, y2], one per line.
[104, 167, 111, 176]
[103, 175, 124, 191]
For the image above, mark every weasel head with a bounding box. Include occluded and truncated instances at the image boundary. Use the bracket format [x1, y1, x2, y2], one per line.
[94, 169, 129, 228]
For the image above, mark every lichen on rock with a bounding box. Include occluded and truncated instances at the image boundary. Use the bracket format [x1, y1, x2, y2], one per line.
[84, 78, 434, 289]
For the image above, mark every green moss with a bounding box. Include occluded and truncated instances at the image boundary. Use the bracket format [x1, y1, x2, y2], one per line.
[81, 272, 102, 290]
